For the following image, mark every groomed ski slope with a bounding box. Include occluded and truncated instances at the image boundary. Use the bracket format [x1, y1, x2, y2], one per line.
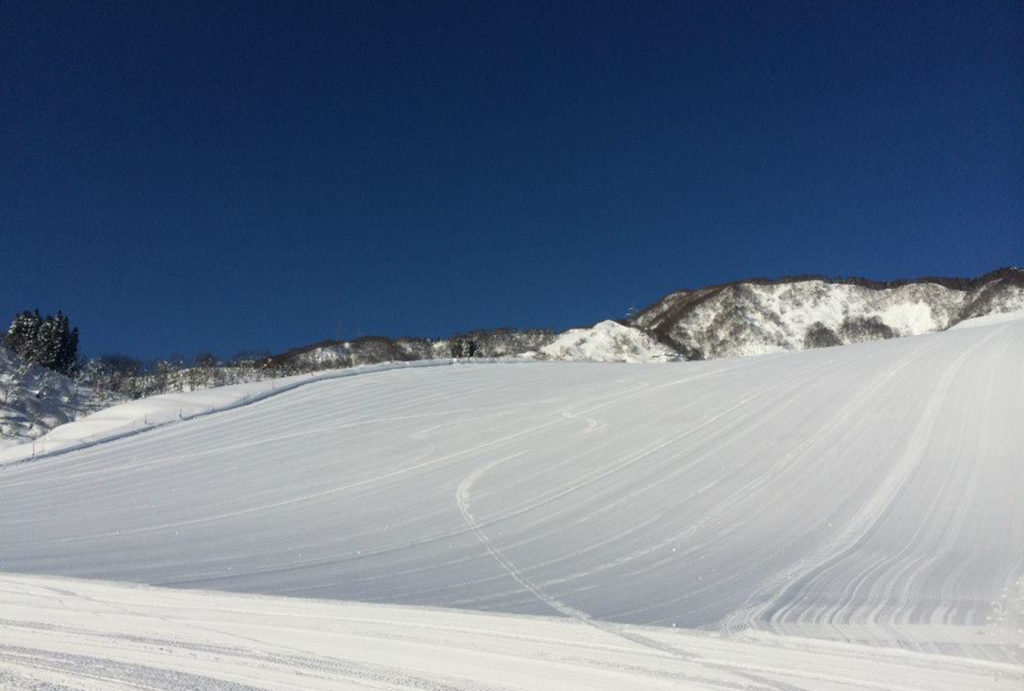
[3, 572, 1019, 691]
[1, 314, 1022, 685]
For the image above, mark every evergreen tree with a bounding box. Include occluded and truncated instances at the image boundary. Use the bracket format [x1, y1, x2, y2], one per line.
[5, 309, 80, 375]
[449, 337, 479, 358]
[5, 310, 42, 357]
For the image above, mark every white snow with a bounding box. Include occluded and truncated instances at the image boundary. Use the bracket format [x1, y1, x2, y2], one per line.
[753, 281, 959, 344]
[950, 308, 1024, 329]
[536, 320, 678, 362]
[1, 572, 1018, 690]
[0, 347, 117, 449]
[0, 359, 480, 465]
[1, 316, 1023, 685]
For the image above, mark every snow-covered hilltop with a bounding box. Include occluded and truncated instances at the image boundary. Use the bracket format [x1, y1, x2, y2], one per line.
[535, 320, 678, 362]
[631, 267, 1024, 359]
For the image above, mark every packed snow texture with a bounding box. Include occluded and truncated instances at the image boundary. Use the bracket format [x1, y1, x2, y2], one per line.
[0, 347, 118, 449]
[1, 313, 1022, 678]
[536, 320, 679, 362]
[0, 359, 471, 465]
[2, 572, 1019, 690]
[950, 308, 1024, 330]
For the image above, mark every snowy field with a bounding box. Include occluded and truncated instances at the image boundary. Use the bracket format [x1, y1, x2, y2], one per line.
[2, 572, 1019, 690]
[2, 313, 1023, 688]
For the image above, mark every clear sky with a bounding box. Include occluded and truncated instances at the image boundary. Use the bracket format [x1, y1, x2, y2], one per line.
[2, 1, 1021, 360]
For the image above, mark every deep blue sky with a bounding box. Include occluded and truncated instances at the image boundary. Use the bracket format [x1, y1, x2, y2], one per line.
[2, 1, 1021, 360]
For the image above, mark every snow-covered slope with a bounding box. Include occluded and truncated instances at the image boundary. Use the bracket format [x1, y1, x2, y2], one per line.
[950, 308, 1024, 330]
[1, 314, 1022, 675]
[2, 572, 1018, 691]
[535, 320, 678, 362]
[632, 267, 1024, 359]
[0, 359, 471, 465]
[0, 347, 118, 449]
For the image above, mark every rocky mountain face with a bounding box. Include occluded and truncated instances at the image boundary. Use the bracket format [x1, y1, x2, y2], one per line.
[630, 267, 1024, 360]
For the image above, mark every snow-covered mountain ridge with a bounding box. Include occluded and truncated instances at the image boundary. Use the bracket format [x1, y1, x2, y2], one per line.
[279, 267, 1024, 364]
[631, 266, 1024, 359]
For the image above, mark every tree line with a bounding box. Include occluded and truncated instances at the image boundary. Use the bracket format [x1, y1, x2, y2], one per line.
[4, 309, 555, 401]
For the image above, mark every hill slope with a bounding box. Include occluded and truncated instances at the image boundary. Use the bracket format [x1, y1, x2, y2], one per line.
[536, 320, 679, 362]
[1, 313, 1022, 667]
[631, 267, 1024, 358]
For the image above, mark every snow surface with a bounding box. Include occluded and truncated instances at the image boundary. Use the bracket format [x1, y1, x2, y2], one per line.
[0, 359, 488, 465]
[536, 320, 678, 362]
[0, 347, 117, 449]
[2, 572, 1019, 690]
[2, 312, 1023, 686]
[950, 308, 1024, 329]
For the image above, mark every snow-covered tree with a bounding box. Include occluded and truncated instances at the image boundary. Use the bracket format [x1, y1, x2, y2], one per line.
[5, 310, 79, 375]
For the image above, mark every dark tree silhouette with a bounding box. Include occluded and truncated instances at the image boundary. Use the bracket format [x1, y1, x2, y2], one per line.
[5, 310, 79, 375]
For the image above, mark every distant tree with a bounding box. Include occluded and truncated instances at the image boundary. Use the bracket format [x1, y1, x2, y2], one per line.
[96, 354, 143, 377]
[163, 354, 188, 376]
[803, 322, 842, 349]
[5, 310, 42, 356]
[193, 352, 219, 368]
[151, 359, 176, 392]
[449, 338, 478, 358]
[5, 309, 79, 375]
[86, 354, 142, 389]
[228, 350, 271, 367]
[839, 316, 896, 344]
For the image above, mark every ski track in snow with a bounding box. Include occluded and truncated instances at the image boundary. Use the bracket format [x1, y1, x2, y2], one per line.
[723, 327, 1000, 637]
[1, 316, 1023, 687]
[1, 572, 1021, 691]
[455, 449, 803, 691]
